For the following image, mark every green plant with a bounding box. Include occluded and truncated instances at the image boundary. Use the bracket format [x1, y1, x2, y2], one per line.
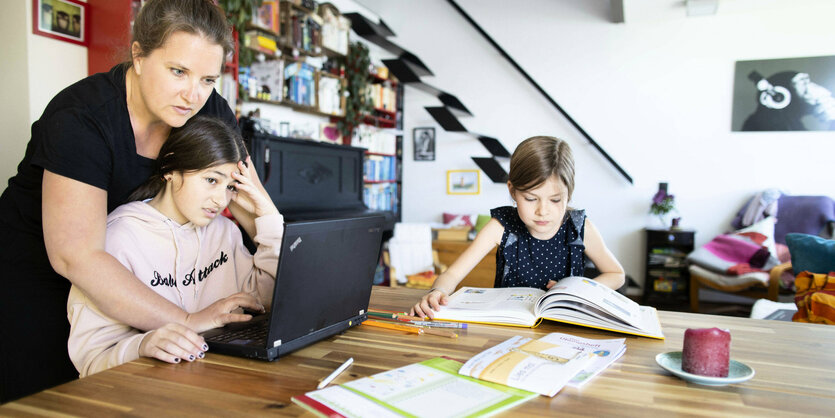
[216, 0, 262, 67]
[337, 41, 372, 140]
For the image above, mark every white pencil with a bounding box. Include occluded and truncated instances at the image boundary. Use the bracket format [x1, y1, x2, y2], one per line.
[317, 357, 354, 389]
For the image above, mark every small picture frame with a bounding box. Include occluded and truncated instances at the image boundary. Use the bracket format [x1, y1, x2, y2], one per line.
[33, 0, 89, 47]
[447, 170, 480, 195]
[413, 127, 435, 161]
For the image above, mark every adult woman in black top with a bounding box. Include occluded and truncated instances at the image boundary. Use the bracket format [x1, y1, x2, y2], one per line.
[0, 0, 265, 401]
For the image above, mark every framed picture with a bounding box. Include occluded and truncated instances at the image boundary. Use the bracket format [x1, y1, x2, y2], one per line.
[413, 127, 435, 161]
[731, 55, 835, 131]
[33, 0, 89, 47]
[447, 170, 480, 195]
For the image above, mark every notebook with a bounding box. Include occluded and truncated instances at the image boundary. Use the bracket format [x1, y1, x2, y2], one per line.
[201, 215, 385, 361]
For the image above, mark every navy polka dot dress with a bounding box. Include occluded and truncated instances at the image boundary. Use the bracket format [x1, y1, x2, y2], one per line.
[490, 206, 586, 290]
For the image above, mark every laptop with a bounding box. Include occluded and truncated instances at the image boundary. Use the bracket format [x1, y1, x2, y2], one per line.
[202, 215, 385, 361]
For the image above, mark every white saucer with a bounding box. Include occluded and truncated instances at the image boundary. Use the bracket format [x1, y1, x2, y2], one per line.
[655, 351, 755, 386]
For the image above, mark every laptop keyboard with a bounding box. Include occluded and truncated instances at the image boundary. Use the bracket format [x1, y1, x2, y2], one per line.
[210, 324, 268, 345]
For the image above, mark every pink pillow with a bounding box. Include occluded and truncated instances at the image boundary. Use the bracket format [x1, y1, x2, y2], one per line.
[443, 213, 474, 227]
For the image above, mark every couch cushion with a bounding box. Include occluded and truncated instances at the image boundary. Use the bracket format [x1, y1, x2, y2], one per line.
[786, 233, 835, 275]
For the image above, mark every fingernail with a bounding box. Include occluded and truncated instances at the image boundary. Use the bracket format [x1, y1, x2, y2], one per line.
[189, 355, 195, 361]
[174, 358, 181, 363]
[202, 344, 208, 351]
[198, 351, 205, 359]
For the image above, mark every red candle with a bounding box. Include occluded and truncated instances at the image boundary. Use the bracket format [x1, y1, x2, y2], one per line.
[681, 328, 730, 377]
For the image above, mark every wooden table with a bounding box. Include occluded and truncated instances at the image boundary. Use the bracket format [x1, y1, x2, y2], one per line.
[3, 287, 834, 416]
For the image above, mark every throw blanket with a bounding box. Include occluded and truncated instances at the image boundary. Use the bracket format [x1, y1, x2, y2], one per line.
[793, 271, 835, 325]
[687, 232, 777, 276]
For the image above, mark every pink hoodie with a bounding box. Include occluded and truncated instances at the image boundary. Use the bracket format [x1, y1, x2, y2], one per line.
[67, 201, 283, 377]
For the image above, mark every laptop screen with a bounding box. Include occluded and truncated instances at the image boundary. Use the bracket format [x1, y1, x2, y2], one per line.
[266, 216, 385, 349]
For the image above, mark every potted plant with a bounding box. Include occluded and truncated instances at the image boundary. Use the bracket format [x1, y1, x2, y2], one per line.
[650, 183, 680, 229]
[216, 0, 261, 67]
[337, 41, 372, 141]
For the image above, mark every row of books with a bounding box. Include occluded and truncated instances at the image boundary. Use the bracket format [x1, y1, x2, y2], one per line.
[363, 183, 397, 212]
[280, 3, 321, 54]
[214, 73, 238, 113]
[285, 62, 315, 107]
[243, 30, 279, 55]
[363, 155, 397, 182]
[351, 124, 397, 155]
[249, 1, 349, 57]
[242, 60, 322, 108]
[365, 83, 397, 112]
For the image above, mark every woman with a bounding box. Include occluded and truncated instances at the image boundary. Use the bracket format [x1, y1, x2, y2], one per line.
[0, 0, 264, 401]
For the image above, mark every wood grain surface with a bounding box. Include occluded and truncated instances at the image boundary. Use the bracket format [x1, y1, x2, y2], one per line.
[2, 286, 833, 417]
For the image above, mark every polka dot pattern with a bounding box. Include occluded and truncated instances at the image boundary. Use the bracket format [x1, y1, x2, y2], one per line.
[490, 206, 586, 290]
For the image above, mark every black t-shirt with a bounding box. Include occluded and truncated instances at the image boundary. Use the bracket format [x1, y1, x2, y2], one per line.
[0, 63, 237, 275]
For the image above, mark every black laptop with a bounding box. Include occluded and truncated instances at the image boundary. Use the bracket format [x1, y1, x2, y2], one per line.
[202, 215, 385, 361]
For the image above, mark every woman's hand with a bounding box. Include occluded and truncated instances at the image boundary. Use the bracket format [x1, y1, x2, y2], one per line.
[410, 289, 449, 320]
[139, 323, 207, 364]
[184, 292, 265, 333]
[230, 158, 277, 219]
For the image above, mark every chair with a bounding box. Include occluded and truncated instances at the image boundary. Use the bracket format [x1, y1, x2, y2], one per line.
[688, 193, 834, 313]
[689, 262, 791, 313]
[386, 223, 447, 288]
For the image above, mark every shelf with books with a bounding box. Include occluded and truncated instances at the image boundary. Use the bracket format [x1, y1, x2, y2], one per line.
[642, 228, 695, 309]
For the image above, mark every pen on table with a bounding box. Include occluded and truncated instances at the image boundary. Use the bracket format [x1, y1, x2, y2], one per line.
[409, 320, 467, 329]
[317, 357, 354, 390]
[402, 324, 458, 339]
[363, 319, 423, 334]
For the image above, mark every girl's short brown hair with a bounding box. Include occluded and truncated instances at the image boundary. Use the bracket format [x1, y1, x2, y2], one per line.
[127, 0, 233, 66]
[507, 136, 575, 200]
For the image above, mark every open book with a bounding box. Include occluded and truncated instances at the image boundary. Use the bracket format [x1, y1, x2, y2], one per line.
[458, 334, 595, 396]
[434, 276, 665, 339]
[292, 357, 536, 418]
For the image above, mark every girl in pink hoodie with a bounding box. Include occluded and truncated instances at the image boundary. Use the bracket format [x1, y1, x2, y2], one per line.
[67, 116, 283, 377]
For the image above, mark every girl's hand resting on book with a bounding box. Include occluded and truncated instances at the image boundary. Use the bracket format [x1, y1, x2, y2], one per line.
[411, 289, 449, 319]
[546, 280, 557, 289]
[139, 323, 207, 364]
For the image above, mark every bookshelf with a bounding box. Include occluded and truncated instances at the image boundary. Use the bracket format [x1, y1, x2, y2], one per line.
[642, 228, 695, 309]
[236, 2, 403, 225]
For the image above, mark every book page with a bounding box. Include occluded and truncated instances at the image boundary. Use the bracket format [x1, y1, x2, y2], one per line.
[541, 305, 664, 339]
[535, 277, 643, 328]
[537, 333, 626, 388]
[296, 358, 535, 418]
[458, 336, 595, 397]
[434, 287, 544, 326]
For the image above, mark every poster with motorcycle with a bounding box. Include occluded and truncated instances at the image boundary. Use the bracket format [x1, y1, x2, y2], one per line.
[732, 55, 835, 131]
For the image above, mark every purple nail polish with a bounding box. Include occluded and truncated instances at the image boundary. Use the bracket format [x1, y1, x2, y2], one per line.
[174, 358, 181, 363]
[202, 344, 208, 351]
[189, 355, 195, 361]
[198, 352, 205, 358]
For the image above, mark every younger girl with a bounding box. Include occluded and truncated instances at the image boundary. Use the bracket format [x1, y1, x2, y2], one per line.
[67, 116, 283, 376]
[412, 136, 624, 318]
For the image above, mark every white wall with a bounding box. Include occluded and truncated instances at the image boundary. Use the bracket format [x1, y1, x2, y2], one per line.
[0, 0, 87, 185]
[360, 0, 835, 287]
[0, 0, 31, 184]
